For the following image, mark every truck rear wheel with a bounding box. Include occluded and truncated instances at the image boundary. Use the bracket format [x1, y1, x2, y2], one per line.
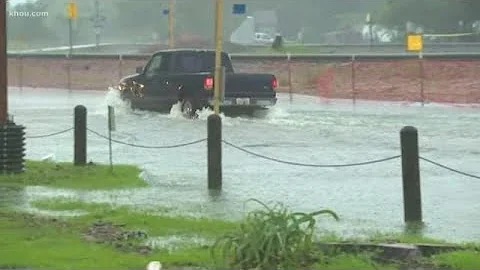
[181, 98, 199, 119]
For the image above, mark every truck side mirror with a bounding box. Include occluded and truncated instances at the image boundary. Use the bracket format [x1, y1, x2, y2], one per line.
[136, 66, 143, 74]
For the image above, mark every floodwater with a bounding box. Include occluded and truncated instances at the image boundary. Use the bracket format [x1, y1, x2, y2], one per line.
[4, 87, 480, 242]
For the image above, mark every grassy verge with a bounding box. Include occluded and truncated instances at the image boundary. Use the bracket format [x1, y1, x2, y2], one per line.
[0, 200, 235, 269]
[0, 160, 147, 190]
[0, 161, 478, 269]
[0, 197, 475, 269]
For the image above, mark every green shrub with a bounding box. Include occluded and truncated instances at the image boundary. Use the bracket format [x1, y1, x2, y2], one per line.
[211, 199, 339, 269]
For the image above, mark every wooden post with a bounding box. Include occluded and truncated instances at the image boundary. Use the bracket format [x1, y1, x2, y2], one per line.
[207, 114, 222, 190]
[74, 105, 87, 166]
[400, 126, 422, 225]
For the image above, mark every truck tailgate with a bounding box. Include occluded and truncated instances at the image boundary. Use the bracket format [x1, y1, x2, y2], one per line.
[224, 73, 276, 98]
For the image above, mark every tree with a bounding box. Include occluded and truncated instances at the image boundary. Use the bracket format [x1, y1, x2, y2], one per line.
[379, 0, 480, 33]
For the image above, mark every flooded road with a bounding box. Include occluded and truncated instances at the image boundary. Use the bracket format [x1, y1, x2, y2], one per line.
[5, 87, 480, 242]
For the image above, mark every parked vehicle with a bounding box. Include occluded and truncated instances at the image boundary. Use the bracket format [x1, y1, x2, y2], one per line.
[117, 49, 278, 118]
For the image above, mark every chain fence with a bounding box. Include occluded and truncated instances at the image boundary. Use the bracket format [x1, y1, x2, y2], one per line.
[7, 54, 480, 106]
[24, 125, 480, 180]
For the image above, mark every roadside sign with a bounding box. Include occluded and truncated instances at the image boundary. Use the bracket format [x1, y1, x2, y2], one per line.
[66, 2, 77, 19]
[232, 4, 246, 14]
[406, 33, 423, 51]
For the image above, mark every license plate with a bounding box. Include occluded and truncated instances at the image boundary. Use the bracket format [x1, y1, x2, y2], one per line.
[256, 100, 272, 106]
[236, 98, 250, 105]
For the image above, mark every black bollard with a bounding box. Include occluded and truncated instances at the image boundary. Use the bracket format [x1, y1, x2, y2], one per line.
[400, 126, 422, 224]
[74, 105, 87, 166]
[207, 114, 222, 190]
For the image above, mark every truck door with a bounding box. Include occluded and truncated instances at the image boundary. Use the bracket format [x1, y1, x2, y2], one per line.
[137, 53, 170, 111]
[146, 53, 178, 111]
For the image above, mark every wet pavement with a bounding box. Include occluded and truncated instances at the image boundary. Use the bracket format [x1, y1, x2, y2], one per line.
[4, 87, 480, 242]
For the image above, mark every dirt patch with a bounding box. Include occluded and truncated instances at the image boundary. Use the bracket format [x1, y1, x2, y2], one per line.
[82, 220, 152, 255]
[6, 56, 480, 104]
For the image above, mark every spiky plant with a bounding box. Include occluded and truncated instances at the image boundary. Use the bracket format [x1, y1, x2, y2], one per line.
[211, 199, 339, 270]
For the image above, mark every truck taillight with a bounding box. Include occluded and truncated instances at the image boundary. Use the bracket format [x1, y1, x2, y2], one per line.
[204, 76, 213, 90]
[271, 76, 278, 89]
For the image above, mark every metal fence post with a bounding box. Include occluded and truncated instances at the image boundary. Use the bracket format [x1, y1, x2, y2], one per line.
[419, 52, 425, 106]
[66, 54, 72, 91]
[351, 54, 356, 105]
[118, 54, 123, 81]
[107, 105, 115, 171]
[17, 55, 23, 91]
[400, 126, 423, 225]
[287, 53, 292, 103]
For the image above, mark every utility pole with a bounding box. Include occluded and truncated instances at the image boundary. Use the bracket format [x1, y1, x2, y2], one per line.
[168, 0, 174, 48]
[0, 0, 6, 124]
[66, 1, 77, 56]
[90, 0, 106, 49]
[366, 13, 373, 50]
[213, 0, 224, 115]
[94, 0, 100, 47]
[69, 14, 73, 55]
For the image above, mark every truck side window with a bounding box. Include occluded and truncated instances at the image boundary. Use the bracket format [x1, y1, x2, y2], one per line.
[171, 53, 233, 73]
[145, 55, 163, 78]
[158, 54, 171, 72]
[173, 54, 203, 73]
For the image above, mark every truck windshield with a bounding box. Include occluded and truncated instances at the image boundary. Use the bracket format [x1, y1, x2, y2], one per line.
[173, 52, 234, 73]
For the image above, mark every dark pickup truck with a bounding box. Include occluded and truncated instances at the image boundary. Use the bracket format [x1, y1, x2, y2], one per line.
[117, 49, 278, 117]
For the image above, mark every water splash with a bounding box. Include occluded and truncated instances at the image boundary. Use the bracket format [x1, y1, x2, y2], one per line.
[167, 101, 230, 123]
[93, 87, 133, 116]
[93, 89, 317, 128]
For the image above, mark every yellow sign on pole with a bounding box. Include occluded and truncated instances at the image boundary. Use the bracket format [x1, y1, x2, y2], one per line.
[66, 2, 77, 19]
[406, 33, 423, 51]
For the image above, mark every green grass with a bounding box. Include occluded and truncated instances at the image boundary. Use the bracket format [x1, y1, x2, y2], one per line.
[432, 250, 480, 269]
[312, 254, 398, 270]
[0, 160, 147, 190]
[30, 198, 235, 237]
[25, 199, 480, 269]
[2, 164, 479, 270]
[0, 199, 237, 269]
[1, 197, 480, 269]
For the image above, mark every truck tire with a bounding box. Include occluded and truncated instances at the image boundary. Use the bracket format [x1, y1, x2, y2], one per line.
[181, 98, 199, 119]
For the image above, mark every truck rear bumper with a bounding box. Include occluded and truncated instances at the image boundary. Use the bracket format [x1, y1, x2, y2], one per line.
[207, 97, 277, 107]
